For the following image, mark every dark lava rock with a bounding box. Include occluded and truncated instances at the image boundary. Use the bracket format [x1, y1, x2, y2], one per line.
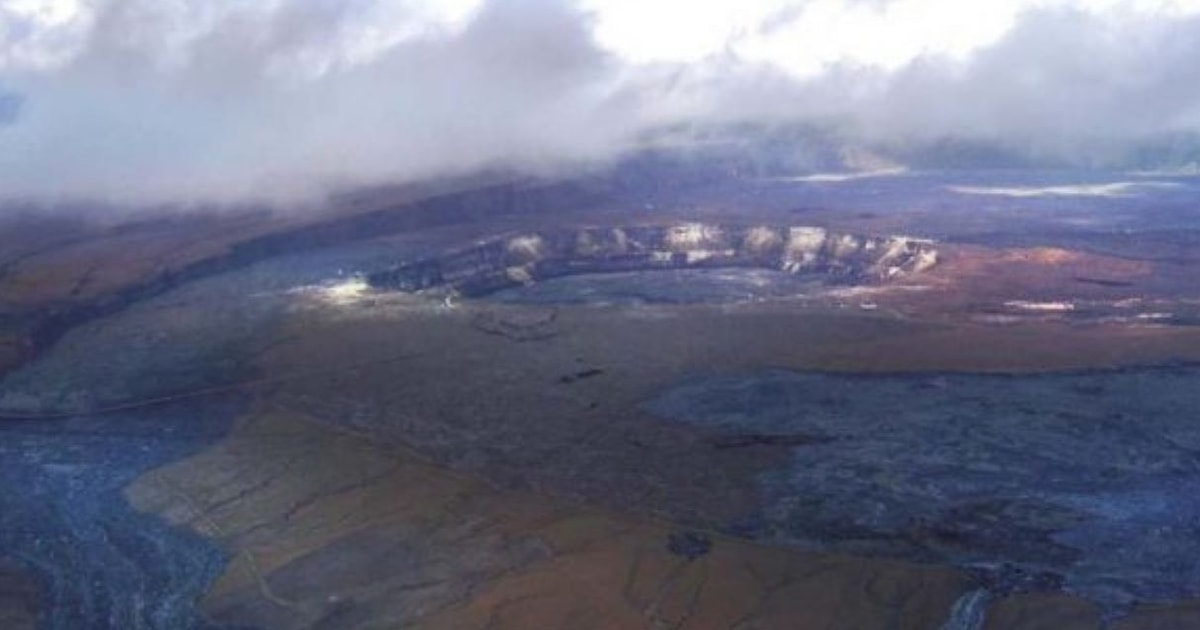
[0, 403, 239, 629]
[644, 366, 1200, 607]
[667, 532, 713, 561]
[709, 433, 837, 449]
[559, 368, 604, 384]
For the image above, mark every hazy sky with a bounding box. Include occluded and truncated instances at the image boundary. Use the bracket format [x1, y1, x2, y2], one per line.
[3, 0, 1200, 205]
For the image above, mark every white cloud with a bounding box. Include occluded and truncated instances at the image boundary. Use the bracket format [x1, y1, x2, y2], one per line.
[584, 0, 1200, 74]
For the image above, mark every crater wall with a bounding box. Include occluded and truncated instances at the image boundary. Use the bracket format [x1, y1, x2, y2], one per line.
[368, 223, 939, 296]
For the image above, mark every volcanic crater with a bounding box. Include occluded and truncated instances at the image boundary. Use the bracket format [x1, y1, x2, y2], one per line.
[367, 223, 939, 298]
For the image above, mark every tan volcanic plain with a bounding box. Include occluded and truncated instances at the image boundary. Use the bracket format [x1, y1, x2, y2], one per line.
[127, 408, 970, 630]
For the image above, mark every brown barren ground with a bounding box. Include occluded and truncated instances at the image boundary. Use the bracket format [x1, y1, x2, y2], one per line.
[128, 408, 970, 630]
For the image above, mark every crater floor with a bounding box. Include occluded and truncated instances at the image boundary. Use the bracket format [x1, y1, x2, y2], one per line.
[487, 268, 827, 306]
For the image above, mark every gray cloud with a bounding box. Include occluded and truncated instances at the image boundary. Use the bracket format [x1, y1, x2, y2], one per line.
[0, 0, 645, 205]
[636, 5, 1200, 167]
[864, 8, 1200, 161]
[2, 0, 1200, 207]
[0, 86, 20, 124]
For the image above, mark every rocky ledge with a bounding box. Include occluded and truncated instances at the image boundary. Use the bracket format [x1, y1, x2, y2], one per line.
[368, 223, 939, 296]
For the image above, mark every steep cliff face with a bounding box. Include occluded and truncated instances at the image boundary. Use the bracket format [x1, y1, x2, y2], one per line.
[368, 223, 938, 296]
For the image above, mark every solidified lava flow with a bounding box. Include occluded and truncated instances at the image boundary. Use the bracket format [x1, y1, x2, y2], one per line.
[643, 367, 1200, 610]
